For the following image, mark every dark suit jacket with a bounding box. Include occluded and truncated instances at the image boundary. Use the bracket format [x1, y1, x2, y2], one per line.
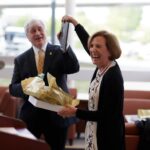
[9, 43, 79, 127]
[75, 24, 125, 150]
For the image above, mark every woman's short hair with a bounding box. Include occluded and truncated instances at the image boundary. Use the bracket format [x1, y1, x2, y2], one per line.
[88, 30, 122, 60]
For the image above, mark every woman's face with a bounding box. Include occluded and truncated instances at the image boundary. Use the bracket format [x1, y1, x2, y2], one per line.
[89, 36, 111, 68]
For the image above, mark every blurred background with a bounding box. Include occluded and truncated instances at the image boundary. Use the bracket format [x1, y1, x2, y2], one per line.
[1, 0, 150, 98]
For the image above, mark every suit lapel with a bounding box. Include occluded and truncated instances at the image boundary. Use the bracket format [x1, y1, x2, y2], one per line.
[43, 44, 55, 73]
[28, 48, 38, 76]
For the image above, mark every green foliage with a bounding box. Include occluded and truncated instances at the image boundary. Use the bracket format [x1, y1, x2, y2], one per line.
[46, 18, 62, 36]
[73, 11, 100, 49]
[14, 16, 29, 27]
[107, 6, 142, 42]
[138, 28, 150, 44]
[76, 80, 90, 93]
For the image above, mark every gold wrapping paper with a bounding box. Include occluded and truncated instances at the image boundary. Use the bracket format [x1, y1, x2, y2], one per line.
[22, 73, 79, 107]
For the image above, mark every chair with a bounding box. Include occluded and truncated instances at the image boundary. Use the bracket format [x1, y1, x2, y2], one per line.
[124, 90, 150, 150]
[0, 115, 49, 150]
[0, 89, 22, 118]
[0, 86, 8, 96]
[0, 114, 26, 128]
[124, 90, 150, 99]
[75, 99, 87, 139]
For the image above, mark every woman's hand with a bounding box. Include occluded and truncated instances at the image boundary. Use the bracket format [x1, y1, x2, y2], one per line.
[62, 15, 79, 27]
[57, 106, 77, 118]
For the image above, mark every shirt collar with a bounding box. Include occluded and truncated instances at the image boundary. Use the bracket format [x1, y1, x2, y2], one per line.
[32, 42, 48, 55]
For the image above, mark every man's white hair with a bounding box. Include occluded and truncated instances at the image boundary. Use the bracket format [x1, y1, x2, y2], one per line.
[24, 18, 46, 35]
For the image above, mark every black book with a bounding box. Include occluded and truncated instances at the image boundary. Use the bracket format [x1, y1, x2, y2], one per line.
[59, 22, 69, 52]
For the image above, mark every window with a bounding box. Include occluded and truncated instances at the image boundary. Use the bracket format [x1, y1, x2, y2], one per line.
[0, 0, 150, 94]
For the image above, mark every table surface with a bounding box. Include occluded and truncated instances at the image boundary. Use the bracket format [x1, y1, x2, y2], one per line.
[125, 115, 140, 123]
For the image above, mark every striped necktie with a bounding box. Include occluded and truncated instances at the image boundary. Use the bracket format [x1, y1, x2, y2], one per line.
[37, 49, 45, 74]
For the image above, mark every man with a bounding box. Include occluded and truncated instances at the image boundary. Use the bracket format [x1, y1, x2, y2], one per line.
[9, 19, 79, 150]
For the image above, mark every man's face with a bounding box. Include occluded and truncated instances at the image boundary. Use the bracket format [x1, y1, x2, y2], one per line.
[26, 21, 47, 49]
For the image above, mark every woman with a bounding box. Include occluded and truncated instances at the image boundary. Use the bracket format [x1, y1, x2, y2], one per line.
[58, 16, 125, 150]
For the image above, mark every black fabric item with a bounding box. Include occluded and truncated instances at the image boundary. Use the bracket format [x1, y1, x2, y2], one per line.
[135, 118, 150, 150]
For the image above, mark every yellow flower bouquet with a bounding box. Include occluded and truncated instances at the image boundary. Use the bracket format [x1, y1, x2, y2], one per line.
[21, 73, 79, 110]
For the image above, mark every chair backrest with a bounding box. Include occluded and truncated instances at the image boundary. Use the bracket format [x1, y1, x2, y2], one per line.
[0, 87, 8, 115]
[124, 98, 150, 115]
[124, 90, 150, 99]
[0, 115, 49, 150]
[0, 86, 8, 100]
[0, 114, 26, 128]
[0, 89, 22, 118]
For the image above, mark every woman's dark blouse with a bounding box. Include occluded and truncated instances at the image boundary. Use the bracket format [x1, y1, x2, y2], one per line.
[75, 24, 125, 150]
